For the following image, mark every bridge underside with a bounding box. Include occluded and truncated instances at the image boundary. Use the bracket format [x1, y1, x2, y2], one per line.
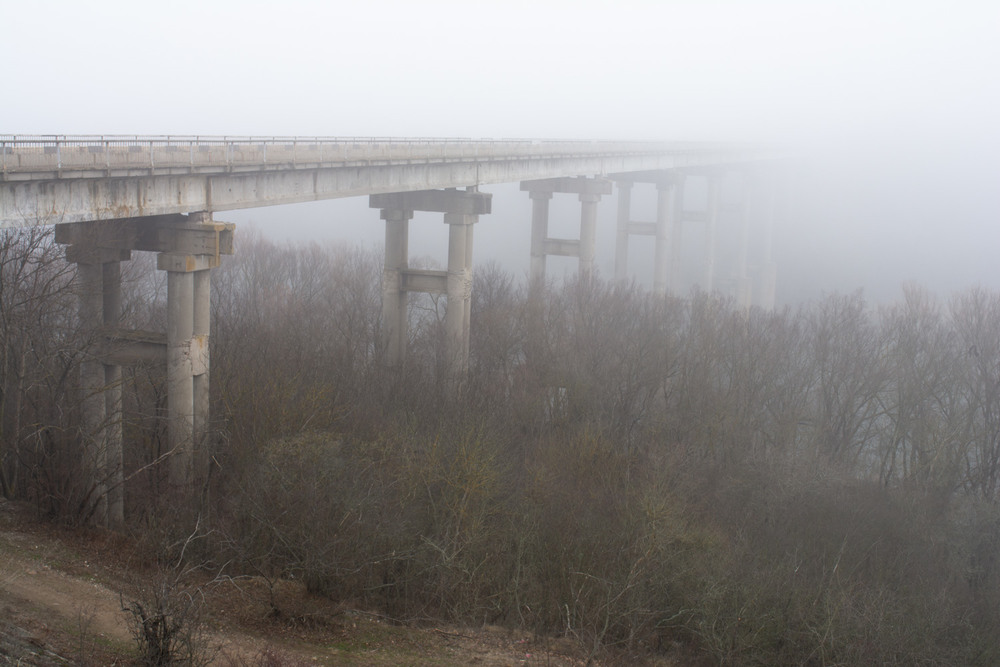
[0, 148, 763, 226]
[55, 214, 234, 526]
[1, 138, 779, 526]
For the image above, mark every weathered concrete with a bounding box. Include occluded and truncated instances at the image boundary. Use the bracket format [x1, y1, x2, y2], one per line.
[381, 209, 411, 366]
[736, 178, 753, 310]
[193, 252, 212, 487]
[521, 177, 612, 284]
[167, 270, 195, 489]
[610, 171, 679, 294]
[102, 260, 124, 527]
[1, 137, 769, 227]
[758, 174, 778, 310]
[614, 181, 632, 284]
[654, 178, 676, 295]
[58, 212, 232, 517]
[371, 188, 491, 372]
[446, 213, 474, 372]
[77, 260, 108, 523]
[528, 191, 552, 285]
[27, 137, 781, 523]
[703, 177, 719, 293]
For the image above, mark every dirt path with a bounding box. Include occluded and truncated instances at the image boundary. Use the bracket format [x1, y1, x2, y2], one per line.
[0, 534, 130, 644]
[0, 532, 274, 664]
[0, 499, 605, 666]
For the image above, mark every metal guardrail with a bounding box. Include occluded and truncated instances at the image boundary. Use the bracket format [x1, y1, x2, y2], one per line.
[0, 135, 754, 179]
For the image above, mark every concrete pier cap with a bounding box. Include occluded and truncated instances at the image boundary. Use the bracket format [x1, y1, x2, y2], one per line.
[370, 188, 492, 374]
[56, 210, 235, 523]
[520, 176, 612, 285]
[369, 188, 492, 216]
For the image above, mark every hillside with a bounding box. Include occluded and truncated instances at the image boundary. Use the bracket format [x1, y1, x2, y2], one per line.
[0, 497, 653, 666]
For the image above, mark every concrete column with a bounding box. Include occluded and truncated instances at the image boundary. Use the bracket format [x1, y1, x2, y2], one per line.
[653, 179, 673, 295]
[529, 191, 551, 286]
[192, 268, 211, 484]
[614, 181, 632, 284]
[669, 173, 686, 294]
[523, 177, 610, 285]
[703, 177, 719, 293]
[60, 213, 233, 510]
[759, 176, 777, 310]
[382, 209, 411, 365]
[579, 192, 600, 281]
[102, 261, 123, 527]
[463, 218, 474, 349]
[736, 177, 753, 311]
[167, 270, 195, 489]
[371, 189, 490, 377]
[446, 213, 474, 372]
[77, 261, 107, 522]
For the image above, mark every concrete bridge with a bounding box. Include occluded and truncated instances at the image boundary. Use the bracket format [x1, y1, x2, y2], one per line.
[0, 135, 780, 525]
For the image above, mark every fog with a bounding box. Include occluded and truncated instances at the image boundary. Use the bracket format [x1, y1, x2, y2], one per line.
[5, 0, 999, 303]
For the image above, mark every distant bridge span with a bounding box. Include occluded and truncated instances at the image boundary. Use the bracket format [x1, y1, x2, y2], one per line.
[0, 134, 780, 526]
[0, 135, 771, 225]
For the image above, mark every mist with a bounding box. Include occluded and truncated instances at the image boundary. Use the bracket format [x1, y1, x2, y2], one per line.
[6, 2, 1000, 662]
[2, 0, 978, 304]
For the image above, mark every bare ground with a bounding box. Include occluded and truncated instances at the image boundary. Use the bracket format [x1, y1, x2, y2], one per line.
[0, 498, 677, 666]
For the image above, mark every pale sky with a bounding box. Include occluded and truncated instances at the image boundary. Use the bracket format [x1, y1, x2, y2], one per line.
[4, 0, 1000, 302]
[6, 0, 997, 144]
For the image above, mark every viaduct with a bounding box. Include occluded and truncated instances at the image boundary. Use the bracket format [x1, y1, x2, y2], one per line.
[0, 135, 780, 525]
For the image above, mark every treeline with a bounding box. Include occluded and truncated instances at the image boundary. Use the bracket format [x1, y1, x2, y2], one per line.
[2, 228, 1000, 664]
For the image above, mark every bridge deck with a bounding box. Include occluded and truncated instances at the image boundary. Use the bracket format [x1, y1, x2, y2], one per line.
[0, 136, 772, 226]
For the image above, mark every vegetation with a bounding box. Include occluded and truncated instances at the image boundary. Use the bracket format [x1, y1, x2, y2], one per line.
[3, 227, 1000, 664]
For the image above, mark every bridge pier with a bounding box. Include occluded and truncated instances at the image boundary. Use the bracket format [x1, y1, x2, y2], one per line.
[703, 175, 720, 293]
[758, 174, 778, 310]
[69, 247, 129, 526]
[56, 213, 233, 522]
[371, 188, 491, 374]
[521, 177, 613, 285]
[736, 177, 753, 310]
[610, 171, 680, 295]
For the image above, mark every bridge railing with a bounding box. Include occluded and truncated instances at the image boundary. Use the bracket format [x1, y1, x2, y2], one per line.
[0, 135, 744, 178]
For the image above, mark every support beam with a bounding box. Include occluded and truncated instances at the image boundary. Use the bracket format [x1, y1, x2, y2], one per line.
[371, 188, 491, 373]
[759, 174, 778, 310]
[66, 244, 131, 527]
[445, 213, 474, 372]
[521, 177, 611, 283]
[615, 181, 632, 284]
[193, 266, 211, 487]
[529, 191, 551, 286]
[60, 211, 232, 509]
[381, 209, 412, 366]
[736, 176, 753, 311]
[166, 270, 195, 489]
[102, 260, 124, 527]
[77, 261, 107, 523]
[653, 179, 674, 295]
[370, 189, 491, 215]
[703, 177, 719, 293]
[611, 170, 682, 294]
[56, 215, 234, 259]
[157, 211, 224, 491]
[579, 192, 599, 281]
[669, 173, 686, 294]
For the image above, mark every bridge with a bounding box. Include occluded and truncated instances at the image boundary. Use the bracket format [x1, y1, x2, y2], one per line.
[0, 135, 780, 525]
